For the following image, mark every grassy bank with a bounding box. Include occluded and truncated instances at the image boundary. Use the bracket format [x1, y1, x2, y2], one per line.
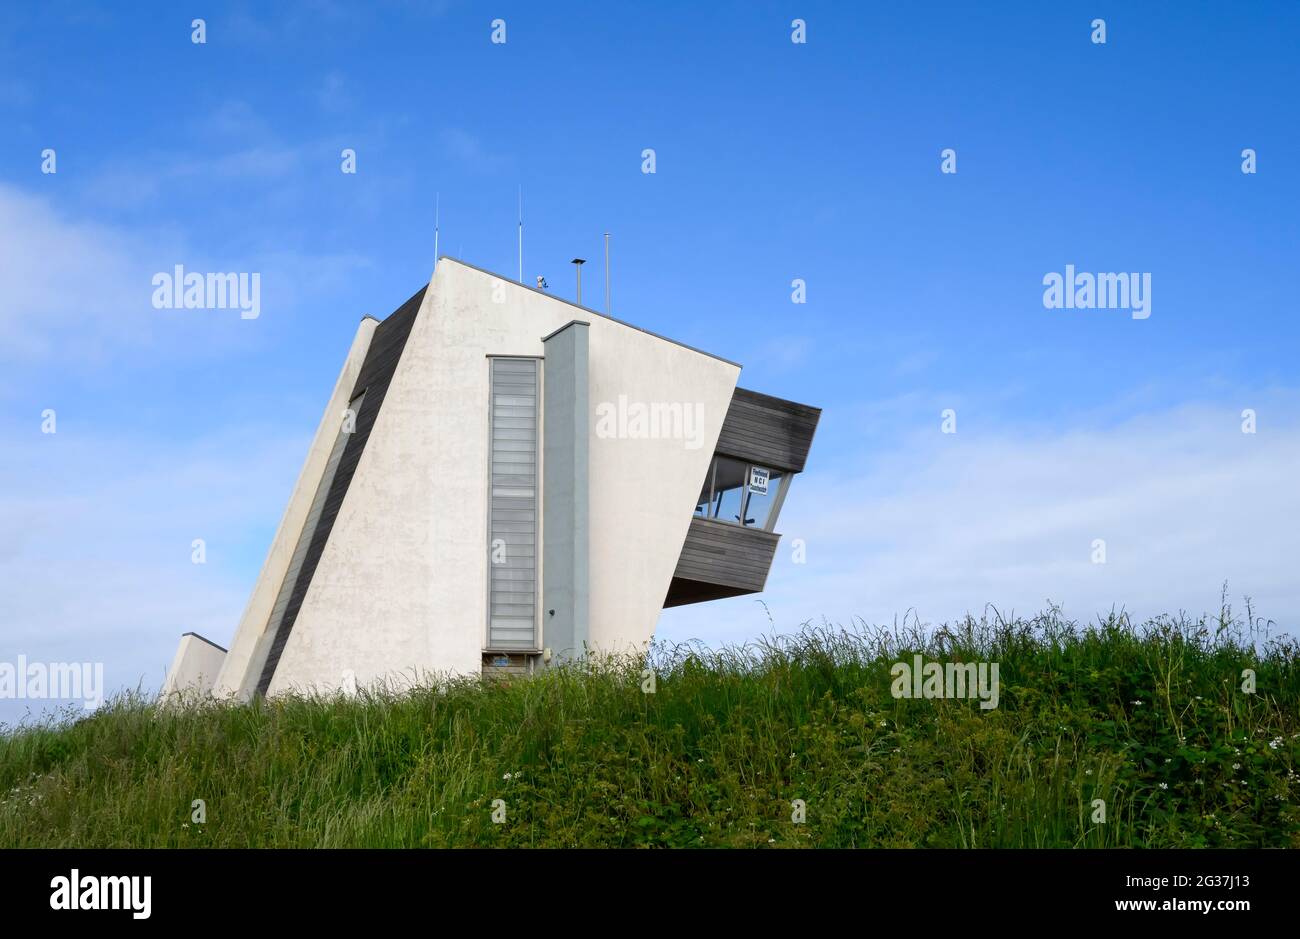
[2, 606, 1298, 847]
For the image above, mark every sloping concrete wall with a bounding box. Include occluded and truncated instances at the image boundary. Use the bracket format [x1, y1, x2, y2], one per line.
[210, 317, 377, 699]
[160, 633, 227, 698]
[264, 259, 738, 695]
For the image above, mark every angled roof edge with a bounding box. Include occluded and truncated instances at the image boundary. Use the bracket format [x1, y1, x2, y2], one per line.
[540, 318, 590, 343]
[435, 256, 743, 370]
[181, 632, 229, 653]
[733, 385, 823, 416]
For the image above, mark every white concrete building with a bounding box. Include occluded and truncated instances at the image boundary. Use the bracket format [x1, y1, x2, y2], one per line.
[163, 258, 819, 698]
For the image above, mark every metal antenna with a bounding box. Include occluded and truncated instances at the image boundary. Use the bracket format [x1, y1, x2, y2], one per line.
[433, 192, 440, 269]
[571, 258, 586, 305]
[517, 186, 523, 284]
[604, 232, 611, 313]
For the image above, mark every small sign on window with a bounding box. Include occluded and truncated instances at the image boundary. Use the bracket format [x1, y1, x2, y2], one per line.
[748, 466, 770, 495]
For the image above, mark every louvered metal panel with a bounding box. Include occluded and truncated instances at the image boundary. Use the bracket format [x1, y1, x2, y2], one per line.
[487, 358, 539, 649]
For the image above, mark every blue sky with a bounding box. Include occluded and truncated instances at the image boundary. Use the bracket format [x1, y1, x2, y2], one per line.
[2, 1, 1298, 724]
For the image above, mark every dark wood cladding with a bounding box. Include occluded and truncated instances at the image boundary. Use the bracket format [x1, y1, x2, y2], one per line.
[668, 517, 780, 601]
[256, 287, 426, 695]
[666, 387, 817, 608]
[715, 387, 820, 472]
[663, 577, 755, 608]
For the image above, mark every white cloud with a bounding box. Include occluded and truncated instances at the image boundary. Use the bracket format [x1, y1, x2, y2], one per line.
[0, 184, 373, 365]
[0, 422, 312, 727]
[659, 396, 1300, 647]
[0, 184, 163, 360]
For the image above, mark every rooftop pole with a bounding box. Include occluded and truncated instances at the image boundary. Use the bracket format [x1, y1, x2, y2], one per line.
[572, 258, 586, 305]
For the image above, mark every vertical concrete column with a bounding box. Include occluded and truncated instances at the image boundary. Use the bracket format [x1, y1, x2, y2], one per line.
[541, 321, 590, 662]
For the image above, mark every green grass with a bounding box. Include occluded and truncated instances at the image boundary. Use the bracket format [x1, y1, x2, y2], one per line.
[3, 603, 1299, 847]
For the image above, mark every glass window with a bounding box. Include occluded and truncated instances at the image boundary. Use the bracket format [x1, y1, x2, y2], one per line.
[695, 460, 714, 517]
[709, 456, 747, 524]
[695, 456, 792, 529]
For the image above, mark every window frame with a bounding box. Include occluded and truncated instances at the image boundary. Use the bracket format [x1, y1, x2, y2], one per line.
[697, 455, 793, 532]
